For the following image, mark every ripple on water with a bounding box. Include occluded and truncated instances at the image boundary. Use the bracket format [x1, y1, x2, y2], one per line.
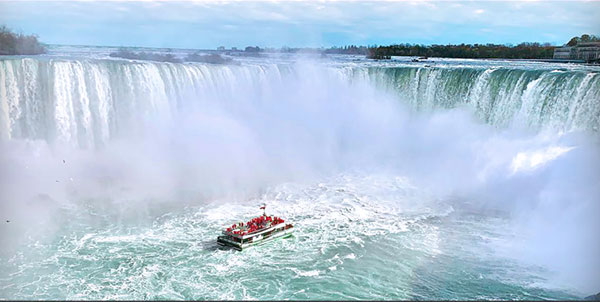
[0, 173, 581, 300]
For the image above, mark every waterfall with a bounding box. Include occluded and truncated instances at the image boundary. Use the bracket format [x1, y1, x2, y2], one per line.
[0, 58, 288, 147]
[1, 58, 599, 148]
[353, 66, 600, 131]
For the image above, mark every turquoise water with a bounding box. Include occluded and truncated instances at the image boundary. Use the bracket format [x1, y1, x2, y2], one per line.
[0, 175, 583, 299]
[0, 48, 598, 299]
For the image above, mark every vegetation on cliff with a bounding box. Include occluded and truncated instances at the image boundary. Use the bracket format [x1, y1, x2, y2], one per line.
[363, 43, 555, 60]
[566, 34, 600, 46]
[0, 25, 46, 55]
[329, 35, 598, 60]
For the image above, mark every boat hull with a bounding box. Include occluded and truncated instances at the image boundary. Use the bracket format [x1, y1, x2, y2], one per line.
[217, 227, 294, 250]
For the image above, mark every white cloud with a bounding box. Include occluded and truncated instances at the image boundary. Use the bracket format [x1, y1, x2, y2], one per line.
[0, 0, 598, 48]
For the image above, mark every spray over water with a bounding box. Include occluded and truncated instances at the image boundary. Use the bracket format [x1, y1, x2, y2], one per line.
[0, 56, 599, 299]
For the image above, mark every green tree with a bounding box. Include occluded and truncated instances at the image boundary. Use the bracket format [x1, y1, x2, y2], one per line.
[0, 25, 46, 55]
[567, 37, 579, 46]
[580, 34, 591, 43]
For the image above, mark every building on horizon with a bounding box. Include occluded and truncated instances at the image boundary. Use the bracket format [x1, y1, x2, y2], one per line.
[553, 46, 573, 59]
[554, 42, 600, 62]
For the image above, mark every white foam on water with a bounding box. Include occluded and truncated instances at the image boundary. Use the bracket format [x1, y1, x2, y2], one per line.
[0, 56, 598, 299]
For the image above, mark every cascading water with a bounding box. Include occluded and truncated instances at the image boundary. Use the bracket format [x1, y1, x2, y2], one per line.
[0, 58, 293, 147]
[351, 66, 600, 131]
[0, 54, 599, 299]
[1, 58, 599, 148]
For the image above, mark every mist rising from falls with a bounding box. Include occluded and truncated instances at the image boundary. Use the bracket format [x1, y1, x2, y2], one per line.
[1, 59, 599, 147]
[355, 66, 600, 131]
[0, 58, 293, 147]
[0, 57, 599, 295]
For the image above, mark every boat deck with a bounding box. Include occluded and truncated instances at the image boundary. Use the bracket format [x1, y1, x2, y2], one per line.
[217, 214, 294, 250]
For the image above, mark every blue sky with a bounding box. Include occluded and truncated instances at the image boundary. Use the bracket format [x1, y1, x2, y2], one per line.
[1, 1, 599, 49]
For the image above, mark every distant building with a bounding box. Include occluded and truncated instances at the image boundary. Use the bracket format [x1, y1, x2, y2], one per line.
[217, 46, 225, 51]
[554, 42, 600, 62]
[576, 42, 600, 62]
[553, 46, 573, 59]
[231, 47, 237, 51]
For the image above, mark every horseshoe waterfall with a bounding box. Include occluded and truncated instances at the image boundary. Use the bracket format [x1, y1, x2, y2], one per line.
[1, 54, 599, 300]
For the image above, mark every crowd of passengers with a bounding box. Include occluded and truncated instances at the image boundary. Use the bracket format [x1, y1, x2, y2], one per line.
[226, 215, 285, 236]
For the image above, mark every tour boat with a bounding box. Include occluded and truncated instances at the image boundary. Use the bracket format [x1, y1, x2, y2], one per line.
[217, 205, 294, 250]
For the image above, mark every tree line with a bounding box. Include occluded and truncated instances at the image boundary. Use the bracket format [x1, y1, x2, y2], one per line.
[326, 34, 598, 60]
[0, 25, 46, 55]
[365, 43, 556, 59]
[2, 24, 597, 62]
[566, 34, 600, 46]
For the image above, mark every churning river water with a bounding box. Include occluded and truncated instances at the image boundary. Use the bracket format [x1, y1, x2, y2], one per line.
[1, 47, 599, 299]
